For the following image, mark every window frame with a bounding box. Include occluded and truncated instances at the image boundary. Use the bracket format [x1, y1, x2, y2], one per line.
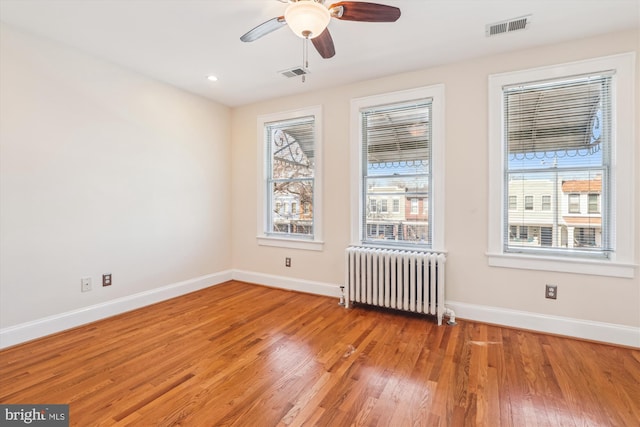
[370, 198, 377, 213]
[392, 198, 400, 213]
[524, 195, 534, 211]
[568, 194, 581, 214]
[588, 194, 600, 214]
[257, 106, 324, 251]
[380, 199, 388, 213]
[488, 53, 636, 278]
[410, 198, 419, 215]
[350, 85, 445, 250]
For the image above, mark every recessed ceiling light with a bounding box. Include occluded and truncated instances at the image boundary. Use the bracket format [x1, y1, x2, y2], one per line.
[207, 75, 218, 82]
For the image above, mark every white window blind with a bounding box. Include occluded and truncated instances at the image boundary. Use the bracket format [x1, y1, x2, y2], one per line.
[361, 100, 432, 246]
[503, 73, 612, 257]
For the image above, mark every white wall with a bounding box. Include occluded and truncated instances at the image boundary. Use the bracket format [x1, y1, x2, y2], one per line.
[231, 29, 639, 344]
[0, 25, 232, 335]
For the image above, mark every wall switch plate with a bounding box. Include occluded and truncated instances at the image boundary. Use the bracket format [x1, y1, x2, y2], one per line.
[81, 277, 92, 292]
[285, 257, 291, 267]
[103, 273, 112, 287]
[545, 284, 557, 299]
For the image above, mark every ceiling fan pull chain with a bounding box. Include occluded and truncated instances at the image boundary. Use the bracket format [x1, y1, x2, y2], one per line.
[302, 35, 309, 83]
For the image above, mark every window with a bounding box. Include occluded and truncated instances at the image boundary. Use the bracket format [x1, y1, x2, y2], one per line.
[525, 196, 534, 211]
[575, 228, 596, 247]
[410, 199, 419, 215]
[488, 53, 635, 278]
[381, 199, 388, 213]
[519, 226, 528, 240]
[257, 106, 323, 250]
[540, 226, 553, 246]
[369, 199, 377, 213]
[507, 73, 607, 251]
[509, 196, 517, 210]
[588, 194, 600, 213]
[351, 85, 445, 249]
[568, 194, 581, 213]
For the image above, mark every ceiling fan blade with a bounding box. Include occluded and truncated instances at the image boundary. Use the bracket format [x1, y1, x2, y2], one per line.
[311, 28, 336, 59]
[329, 2, 401, 22]
[240, 16, 286, 42]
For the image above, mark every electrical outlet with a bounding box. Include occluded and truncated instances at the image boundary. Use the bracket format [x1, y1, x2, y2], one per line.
[81, 277, 92, 292]
[285, 257, 291, 267]
[545, 284, 557, 299]
[103, 273, 112, 287]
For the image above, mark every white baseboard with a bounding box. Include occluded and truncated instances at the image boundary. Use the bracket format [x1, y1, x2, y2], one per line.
[446, 300, 640, 348]
[0, 271, 233, 349]
[232, 270, 341, 299]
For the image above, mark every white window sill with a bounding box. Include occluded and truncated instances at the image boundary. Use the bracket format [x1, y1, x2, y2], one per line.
[257, 236, 324, 251]
[487, 252, 636, 278]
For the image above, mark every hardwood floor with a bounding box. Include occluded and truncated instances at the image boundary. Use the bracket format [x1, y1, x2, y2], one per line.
[1, 281, 639, 426]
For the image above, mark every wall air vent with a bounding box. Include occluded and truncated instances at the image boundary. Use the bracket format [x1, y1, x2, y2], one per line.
[486, 15, 531, 37]
[279, 67, 309, 78]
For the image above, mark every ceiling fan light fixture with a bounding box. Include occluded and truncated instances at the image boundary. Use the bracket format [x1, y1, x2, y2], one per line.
[284, 0, 331, 39]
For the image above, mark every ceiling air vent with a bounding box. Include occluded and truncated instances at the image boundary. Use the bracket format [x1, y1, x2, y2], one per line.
[486, 15, 531, 37]
[279, 66, 309, 78]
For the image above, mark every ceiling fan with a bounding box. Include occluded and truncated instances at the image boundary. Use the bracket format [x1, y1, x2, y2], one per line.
[240, 0, 401, 59]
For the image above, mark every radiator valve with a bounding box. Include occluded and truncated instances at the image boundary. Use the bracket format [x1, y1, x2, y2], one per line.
[339, 285, 345, 306]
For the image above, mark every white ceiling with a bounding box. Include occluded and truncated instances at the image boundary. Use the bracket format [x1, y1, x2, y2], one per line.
[1, 0, 638, 107]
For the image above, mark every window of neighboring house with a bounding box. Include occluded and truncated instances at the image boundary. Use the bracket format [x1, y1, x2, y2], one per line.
[588, 194, 600, 213]
[525, 196, 534, 210]
[509, 196, 517, 210]
[392, 199, 400, 213]
[257, 106, 323, 251]
[380, 199, 388, 213]
[509, 225, 518, 239]
[410, 198, 419, 214]
[488, 53, 635, 278]
[351, 85, 445, 249]
[370, 198, 377, 213]
[575, 228, 596, 246]
[519, 226, 528, 240]
[568, 194, 581, 213]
